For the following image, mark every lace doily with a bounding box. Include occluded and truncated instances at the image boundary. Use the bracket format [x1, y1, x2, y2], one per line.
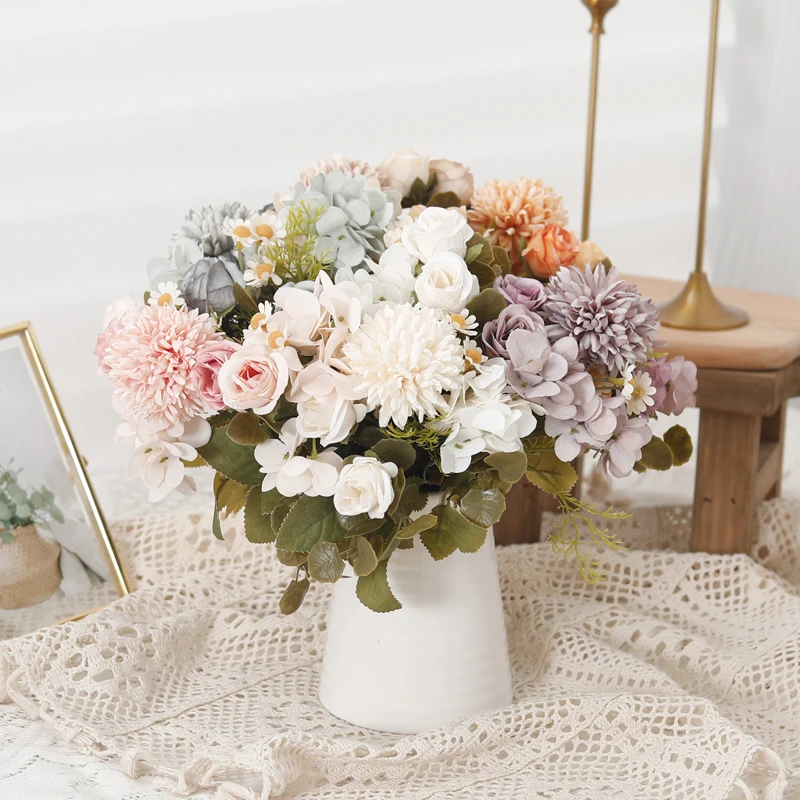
[1, 496, 798, 800]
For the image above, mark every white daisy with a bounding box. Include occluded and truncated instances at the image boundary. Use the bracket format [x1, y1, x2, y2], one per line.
[243, 258, 283, 288]
[448, 308, 478, 336]
[463, 339, 486, 368]
[147, 281, 185, 308]
[224, 212, 286, 247]
[625, 370, 657, 415]
[619, 363, 635, 399]
[243, 303, 273, 341]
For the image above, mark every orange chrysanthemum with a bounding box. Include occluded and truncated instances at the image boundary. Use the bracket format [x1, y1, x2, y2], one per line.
[468, 178, 569, 266]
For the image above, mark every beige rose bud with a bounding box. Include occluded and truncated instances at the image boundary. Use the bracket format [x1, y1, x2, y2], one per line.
[378, 148, 430, 197]
[429, 158, 475, 205]
[576, 240, 606, 270]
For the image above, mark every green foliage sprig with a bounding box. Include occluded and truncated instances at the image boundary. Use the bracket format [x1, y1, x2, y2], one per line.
[0, 462, 64, 544]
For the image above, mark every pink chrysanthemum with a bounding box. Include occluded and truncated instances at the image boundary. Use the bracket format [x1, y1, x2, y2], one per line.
[97, 304, 222, 430]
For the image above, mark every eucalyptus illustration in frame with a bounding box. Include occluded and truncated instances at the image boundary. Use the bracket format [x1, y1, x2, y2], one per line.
[0, 322, 128, 639]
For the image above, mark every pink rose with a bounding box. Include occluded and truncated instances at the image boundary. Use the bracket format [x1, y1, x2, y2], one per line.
[522, 224, 580, 280]
[218, 345, 290, 415]
[191, 340, 241, 412]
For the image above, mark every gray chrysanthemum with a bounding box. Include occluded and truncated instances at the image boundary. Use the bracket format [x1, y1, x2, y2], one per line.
[173, 202, 252, 258]
[544, 265, 658, 376]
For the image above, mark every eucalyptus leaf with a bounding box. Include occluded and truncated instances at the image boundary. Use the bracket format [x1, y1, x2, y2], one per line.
[370, 439, 416, 470]
[276, 549, 308, 567]
[227, 412, 270, 446]
[638, 436, 674, 471]
[244, 488, 275, 544]
[352, 535, 379, 577]
[308, 541, 345, 583]
[276, 495, 346, 552]
[356, 560, 401, 613]
[664, 425, 693, 467]
[198, 426, 263, 486]
[466, 288, 507, 328]
[459, 487, 506, 528]
[279, 577, 310, 615]
[485, 451, 528, 483]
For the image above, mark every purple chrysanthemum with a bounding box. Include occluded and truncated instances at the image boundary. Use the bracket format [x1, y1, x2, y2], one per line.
[544, 265, 658, 376]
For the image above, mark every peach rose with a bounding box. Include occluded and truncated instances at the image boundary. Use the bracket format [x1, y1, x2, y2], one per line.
[218, 344, 290, 415]
[191, 339, 240, 412]
[522, 224, 580, 279]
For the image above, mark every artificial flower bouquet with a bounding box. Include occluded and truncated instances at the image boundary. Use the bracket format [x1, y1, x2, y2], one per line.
[96, 149, 697, 614]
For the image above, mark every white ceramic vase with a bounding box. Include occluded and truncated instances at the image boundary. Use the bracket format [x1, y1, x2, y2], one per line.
[318, 498, 513, 734]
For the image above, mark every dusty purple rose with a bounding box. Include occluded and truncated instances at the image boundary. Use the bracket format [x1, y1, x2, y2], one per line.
[482, 303, 545, 359]
[493, 274, 547, 312]
[662, 355, 697, 415]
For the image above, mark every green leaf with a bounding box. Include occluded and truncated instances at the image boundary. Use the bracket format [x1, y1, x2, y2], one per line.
[427, 191, 463, 208]
[279, 577, 310, 615]
[227, 412, 270, 446]
[358, 425, 388, 448]
[213, 472, 249, 518]
[276, 549, 308, 567]
[526, 451, 578, 496]
[395, 481, 428, 518]
[356, 560, 401, 613]
[664, 424, 693, 467]
[244, 488, 275, 543]
[0, 530, 14, 545]
[261, 488, 286, 515]
[492, 246, 512, 275]
[198, 426, 263, 486]
[404, 176, 430, 206]
[485, 451, 528, 483]
[468, 260, 500, 290]
[232, 282, 259, 316]
[271, 504, 291, 532]
[638, 436, 674, 471]
[459, 487, 506, 528]
[183, 454, 208, 468]
[465, 243, 485, 264]
[352, 535, 379, 577]
[276, 495, 346, 552]
[421, 504, 487, 560]
[466, 288, 507, 328]
[370, 439, 416, 470]
[340, 512, 386, 536]
[395, 513, 437, 539]
[211, 501, 224, 541]
[207, 410, 235, 428]
[307, 541, 346, 583]
[387, 469, 406, 518]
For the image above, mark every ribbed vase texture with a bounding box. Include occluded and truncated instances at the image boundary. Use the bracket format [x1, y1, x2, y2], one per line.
[318, 500, 513, 734]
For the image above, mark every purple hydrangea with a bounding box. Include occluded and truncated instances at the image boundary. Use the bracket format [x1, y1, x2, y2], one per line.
[493, 274, 547, 312]
[597, 414, 653, 481]
[545, 265, 659, 377]
[482, 304, 545, 359]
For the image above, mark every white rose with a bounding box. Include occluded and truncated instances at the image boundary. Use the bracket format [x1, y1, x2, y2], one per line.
[378, 148, 430, 197]
[429, 158, 474, 205]
[459, 399, 536, 453]
[333, 456, 398, 519]
[414, 251, 479, 313]
[402, 206, 473, 263]
[297, 396, 367, 447]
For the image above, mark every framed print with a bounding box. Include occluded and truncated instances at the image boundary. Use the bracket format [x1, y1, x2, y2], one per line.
[0, 322, 129, 639]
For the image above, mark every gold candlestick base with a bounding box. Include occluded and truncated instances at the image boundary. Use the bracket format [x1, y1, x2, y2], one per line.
[659, 272, 749, 330]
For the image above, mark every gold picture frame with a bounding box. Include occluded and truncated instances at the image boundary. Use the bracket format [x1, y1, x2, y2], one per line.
[0, 321, 129, 637]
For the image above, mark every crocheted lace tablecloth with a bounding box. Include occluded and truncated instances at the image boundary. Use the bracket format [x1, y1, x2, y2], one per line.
[1, 498, 799, 800]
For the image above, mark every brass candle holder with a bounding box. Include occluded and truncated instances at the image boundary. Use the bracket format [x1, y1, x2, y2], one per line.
[580, 0, 618, 240]
[659, 0, 748, 330]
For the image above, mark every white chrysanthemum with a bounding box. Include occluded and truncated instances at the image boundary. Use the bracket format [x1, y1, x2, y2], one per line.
[342, 303, 466, 427]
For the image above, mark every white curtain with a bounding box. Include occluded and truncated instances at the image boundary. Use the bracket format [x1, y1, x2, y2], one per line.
[712, 0, 800, 296]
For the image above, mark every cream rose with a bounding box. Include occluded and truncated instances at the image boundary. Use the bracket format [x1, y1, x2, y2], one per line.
[296, 396, 367, 447]
[414, 251, 479, 313]
[576, 240, 606, 270]
[402, 206, 473, 263]
[378, 148, 430, 197]
[429, 158, 474, 205]
[333, 457, 398, 519]
[218, 345, 289, 414]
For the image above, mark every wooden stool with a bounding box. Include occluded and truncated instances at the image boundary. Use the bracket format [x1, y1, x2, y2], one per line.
[496, 276, 800, 554]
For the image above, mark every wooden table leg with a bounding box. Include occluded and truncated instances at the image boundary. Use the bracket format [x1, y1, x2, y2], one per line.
[495, 478, 555, 545]
[757, 404, 786, 501]
[691, 408, 761, 554]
